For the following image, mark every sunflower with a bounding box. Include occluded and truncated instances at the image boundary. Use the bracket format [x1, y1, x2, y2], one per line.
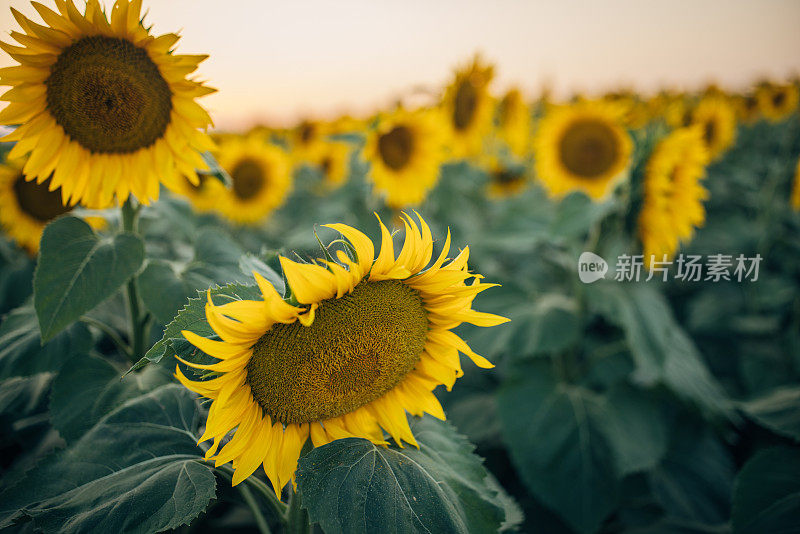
[313, 141, 351, 190]
[211, 136, 292, 225]
[734, 93, 760, 124]
[442, 55, 494, 160]
[496, 88, 531, 158]
[289, 119, 328, 163]
[171, 173, 219, 214]
[664, 96, 691, 129]
[533, 100, 632, 200]
[0, 155, 101, 253]
[638, 126, 710, 267]
[755, 83, 799, 122]
[174, 213, 507, 494]
[486, 158, 529, 198]
[688, 96, 737, 160]
[0, 0, 215, 208]
[364, 108, 446, 208]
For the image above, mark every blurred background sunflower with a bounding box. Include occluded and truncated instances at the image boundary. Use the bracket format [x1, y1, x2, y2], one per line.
[533, 100, 632, 199]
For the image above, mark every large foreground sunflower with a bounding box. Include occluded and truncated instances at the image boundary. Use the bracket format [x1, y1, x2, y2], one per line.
[638, 126, 710, 266]
[755, 83, 799, 122]
[211, 136, 292, 224]
[689, 96, 737, 160]
[533, 100, 632, 200]
[175, 213, 507, 494]
[364, 108, 446, 208]
[442, 56, 494, 160]
[0, 0, 215, 208]
[0, 156, 100, 253]
[496, 88, 531, 158]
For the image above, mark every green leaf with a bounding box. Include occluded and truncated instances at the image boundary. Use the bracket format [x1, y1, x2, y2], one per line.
[548, 191, 615, 240]
[49, 353, 171, 443]
[732, 447, 800, 534]
[738, 386, 800, 441]
[127, 282, 262, 375]
[446, 393, 503, 446]
[0, 374, 61, 491]
[497, 360, 619, 534]
[588, 282, 732, 417]
[518, 294, 581, 355]
[296, 416, 507, 534]
[599, 385, 668, 476]
[0, 301, 92, 380]
[0, 385, 215, 533]
[648, 420, 734, 526]
[139, 229, 250, 324]
[239, 252, 285, 295]
[34, 217, 144, 341]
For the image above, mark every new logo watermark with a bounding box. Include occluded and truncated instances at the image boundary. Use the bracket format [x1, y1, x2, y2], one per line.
[577, 253, 762, 283]
[578, 252, 609, 283]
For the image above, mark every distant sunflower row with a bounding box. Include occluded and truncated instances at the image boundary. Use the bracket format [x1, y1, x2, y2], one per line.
[0, 0, 798, 262]
[164, 60, 799, 269]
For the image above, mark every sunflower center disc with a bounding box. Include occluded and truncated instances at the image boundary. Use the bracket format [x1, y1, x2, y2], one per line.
[45, 36, 172, 154]
[231, 158, 265, 200]
[378, 126, 414, 170]
[320, 156, 332, 177]
[559, 119, 620, 178]
[247, 280, 429, 424]
[493, 168, 523, 185]
[772, 91, 786, 108]
[13, 175, 71, 222]
[454, 80, 478, 130]
[299, 122, 315, 144]
[703, 120, 716, 146]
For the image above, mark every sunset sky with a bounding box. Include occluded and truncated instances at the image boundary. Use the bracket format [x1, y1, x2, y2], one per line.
[2, 0, 800, 130]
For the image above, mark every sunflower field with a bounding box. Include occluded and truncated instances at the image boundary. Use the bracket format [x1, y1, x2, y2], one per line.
[1, 1, 800, 533]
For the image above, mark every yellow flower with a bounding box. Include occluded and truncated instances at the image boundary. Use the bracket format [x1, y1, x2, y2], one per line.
[212, 136, 292, 225]
[175, 213, 508, 494]
[313, 141, 351, 190]
[756, 83, 799, 122]
[289, 119, 328, 163]
[364, 108, 446, 208]
[638, 126, 710, 266]
[733, 93, 760, 124]
[0, 156, 102, 253]
[663, 95, 691, 129]
[533, 100, 632, 200]
[689, 96, 737, 160]
[496, 88, 531, 158]
[442, 55, 494, 160]
[0, 0, 215, 208]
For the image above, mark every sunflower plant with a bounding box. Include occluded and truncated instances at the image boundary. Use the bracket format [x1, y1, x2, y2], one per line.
[2, 1, 800, 533]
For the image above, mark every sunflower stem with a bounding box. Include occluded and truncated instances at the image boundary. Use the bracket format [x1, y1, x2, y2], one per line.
[238, 484, 273, 534]
[246, 476, 289, 523]
[121, 198, 145, 362]
[211, 464, 287, 523]
[286, 490, 310, 534]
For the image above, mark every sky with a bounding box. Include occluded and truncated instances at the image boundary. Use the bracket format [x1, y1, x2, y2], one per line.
[2, 0, 800, 130]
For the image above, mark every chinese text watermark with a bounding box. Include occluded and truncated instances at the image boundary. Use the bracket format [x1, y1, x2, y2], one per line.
[578, 253, 762, 284]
